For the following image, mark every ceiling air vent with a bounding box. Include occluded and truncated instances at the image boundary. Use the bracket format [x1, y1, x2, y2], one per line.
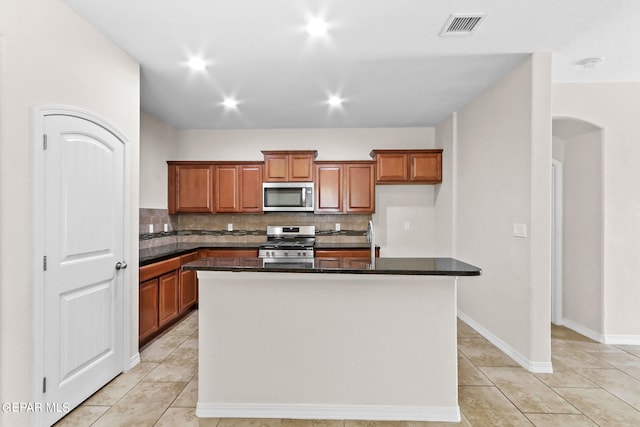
[440, 14, 485, 36]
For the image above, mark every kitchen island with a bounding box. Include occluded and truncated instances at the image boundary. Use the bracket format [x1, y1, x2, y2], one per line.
[184, 257, 481, 422]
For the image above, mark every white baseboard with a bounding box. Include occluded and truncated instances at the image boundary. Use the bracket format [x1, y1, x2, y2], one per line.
[196, 403, 460, 422]
[559, 318, 603, 342]
[602, 335, 640, 345]
[559, 319, 640, 345]
[127, 352, 140, 371]
[457, 311, 553, 374]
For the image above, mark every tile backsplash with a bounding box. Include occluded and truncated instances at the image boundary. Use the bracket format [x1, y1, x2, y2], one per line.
[139, 208, 370, 249]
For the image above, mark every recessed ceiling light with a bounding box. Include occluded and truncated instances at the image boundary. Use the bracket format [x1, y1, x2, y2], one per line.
[327, 95, 344, 107]
[187, 57, 207, 71]
[306, 18, 329, 36]
[222, 98, 239, 109]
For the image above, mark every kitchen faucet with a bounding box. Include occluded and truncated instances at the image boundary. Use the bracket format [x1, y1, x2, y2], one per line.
[367, 220, 375, 268]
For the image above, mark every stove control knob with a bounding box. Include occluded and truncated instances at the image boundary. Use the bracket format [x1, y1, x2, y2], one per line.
[284, 252, 288, 256]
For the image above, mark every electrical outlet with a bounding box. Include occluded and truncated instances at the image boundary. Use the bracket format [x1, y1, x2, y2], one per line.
[404, 221, 410, 230]
[227, 223, 233, 232]
[335, 223, 341, 231]
[513, 223, 527, 238]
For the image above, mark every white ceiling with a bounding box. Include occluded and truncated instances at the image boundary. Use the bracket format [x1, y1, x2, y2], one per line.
[63, 0, 640, 130]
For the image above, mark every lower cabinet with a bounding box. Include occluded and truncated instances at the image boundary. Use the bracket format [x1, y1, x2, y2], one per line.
[315, 248, 380, 258]
[179, 252, 198, 313]
[158, 271, 180, 326]
[315, 248, 380, 269]
[138, 251, 199, 347]
[139, 278, 159, 344]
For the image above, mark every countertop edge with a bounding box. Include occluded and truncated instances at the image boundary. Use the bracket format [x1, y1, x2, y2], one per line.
[184, 257, 482, 277]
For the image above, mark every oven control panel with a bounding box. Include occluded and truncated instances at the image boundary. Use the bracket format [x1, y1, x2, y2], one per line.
[259, 249, 314, 259]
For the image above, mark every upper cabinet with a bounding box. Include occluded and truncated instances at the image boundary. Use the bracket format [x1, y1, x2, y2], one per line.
[168, 161, 263, 214]
[262, 150, 317, 182]
[214, 163, 263, 213]
[168, 163, 215, 214]
[370, 149, 443, 184]
[315, 161, 375, 214]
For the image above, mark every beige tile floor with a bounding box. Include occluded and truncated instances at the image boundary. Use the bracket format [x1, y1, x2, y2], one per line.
[55, 311, 640, 426]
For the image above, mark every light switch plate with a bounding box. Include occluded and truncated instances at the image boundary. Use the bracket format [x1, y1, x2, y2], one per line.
[513, 223, 527, 238]
[335, 223, 340, 231]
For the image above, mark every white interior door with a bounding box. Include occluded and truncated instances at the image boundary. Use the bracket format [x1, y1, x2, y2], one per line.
[42, 114, 125, 425]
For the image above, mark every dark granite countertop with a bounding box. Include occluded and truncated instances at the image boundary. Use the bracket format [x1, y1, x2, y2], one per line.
[183, 257, 481, 276]
[140, 242, 381, 266]
[139, 242, 262, 266]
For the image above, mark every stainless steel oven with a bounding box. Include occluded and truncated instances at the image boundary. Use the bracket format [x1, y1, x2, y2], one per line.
[262, 182, 314, 212]
[259, 225, 315, 268]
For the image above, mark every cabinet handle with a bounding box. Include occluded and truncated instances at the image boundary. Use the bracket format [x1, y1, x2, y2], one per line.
[115, 261, 128, 270]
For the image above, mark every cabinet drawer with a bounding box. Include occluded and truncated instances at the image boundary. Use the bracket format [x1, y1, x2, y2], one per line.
[202, 249, 258, 258]
[139, 257, 181, 282]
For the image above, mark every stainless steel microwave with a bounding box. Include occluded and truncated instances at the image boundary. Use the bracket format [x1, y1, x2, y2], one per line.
[262, 182, 314, 212]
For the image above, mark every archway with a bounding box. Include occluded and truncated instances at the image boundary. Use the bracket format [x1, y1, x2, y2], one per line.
[551, 117, 604, 341]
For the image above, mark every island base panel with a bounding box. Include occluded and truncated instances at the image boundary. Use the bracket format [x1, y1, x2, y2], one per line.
[196, 271, 460, 422]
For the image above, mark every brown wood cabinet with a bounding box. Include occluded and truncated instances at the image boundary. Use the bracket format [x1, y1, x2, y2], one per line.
[344, 163, 375, 213]
[168, 163, 215, 214]
[198, 248, 259, 258]
[214, 163, 264, 213]
[169, 161, 263, 214]
[158, 270, 179, 326]
[138, 278, 159, 344]
[370, 149, 442, 184]
[315, 161, 375, 214]
[314, 249, 379, 269]
[315, 248, 380, 258]
[138, 252, 199, 347]
[179, 252, 198, 313]
[214, 165, 240, 213]
[315, 163, 343, 213]
[262, 150, 317, 182]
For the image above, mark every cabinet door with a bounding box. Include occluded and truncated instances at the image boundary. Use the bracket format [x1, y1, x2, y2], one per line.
[214, 165, 240, 212]
[315, 164, 343, 213]
[264, 154, 289, 182]
[168, 164, 215, 213]
[345, 163, 375, 213]
[179, 252, 199, 313]
[158, 271, 179, 326]
[375, 153, 408, 183]
[239, 164, 263, 212]
[288, 153, 314, 181]
[139, 278, 159, 343]
[410, 152, 442, 183]
[179, 269, 197, 313]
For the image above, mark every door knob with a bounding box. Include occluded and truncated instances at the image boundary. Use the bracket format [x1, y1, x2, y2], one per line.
[115, 261, 128, 270]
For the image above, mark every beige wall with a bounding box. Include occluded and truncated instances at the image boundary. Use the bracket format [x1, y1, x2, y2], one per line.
[454, 53, 552, 370]
[140, 111, 178, 208]
[0, 0, 140, 423]
[176, 127, 433, 161]
[434, 113, 456, 256]
[553, 83, 640, 341]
